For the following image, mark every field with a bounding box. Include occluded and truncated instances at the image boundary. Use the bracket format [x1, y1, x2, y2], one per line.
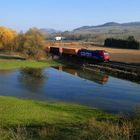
[0, 96, 132, 140]
[47, 42, 140, 63]
[89, 45, 140, 63]
[0, 96, 115, 127]
[0, 60, 60, 70]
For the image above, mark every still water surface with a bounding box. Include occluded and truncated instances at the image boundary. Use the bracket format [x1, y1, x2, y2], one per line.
[0, 67, 140, 114]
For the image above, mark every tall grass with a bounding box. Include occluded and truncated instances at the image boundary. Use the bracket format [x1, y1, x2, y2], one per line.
[0, 119, 135, 140]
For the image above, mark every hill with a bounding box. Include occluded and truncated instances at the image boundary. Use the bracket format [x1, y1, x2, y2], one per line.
[40, 28, 61, 35]
[72, 22, 140, 44]
[73, 22, 140, 32]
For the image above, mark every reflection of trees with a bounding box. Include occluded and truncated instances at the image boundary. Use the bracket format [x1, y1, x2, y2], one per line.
[18, 68, 47, 92]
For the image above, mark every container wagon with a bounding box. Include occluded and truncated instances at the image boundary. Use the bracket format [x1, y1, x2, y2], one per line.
[62, 48, 79, 56]
[49, 47, 62, 56]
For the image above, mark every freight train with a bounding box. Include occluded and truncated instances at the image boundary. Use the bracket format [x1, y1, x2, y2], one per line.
[46, 46, 110, 62]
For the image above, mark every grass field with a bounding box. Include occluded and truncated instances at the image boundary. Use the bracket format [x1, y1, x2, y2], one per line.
[0, 60, 60, 70]
[1, 96, 130, 140]
[0, 96, 115, 127]
[0, 96, 139, 140]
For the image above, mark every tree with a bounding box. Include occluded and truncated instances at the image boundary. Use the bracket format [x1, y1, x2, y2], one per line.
[11, 28, 46, 59]
[13, 32, 25, 52]
[23, 28, 45, 59]
[104, 38, 140, 49]
[127, 36, 135, 41]
[0, 26, 47, 59]
[0, 26, 16, 50]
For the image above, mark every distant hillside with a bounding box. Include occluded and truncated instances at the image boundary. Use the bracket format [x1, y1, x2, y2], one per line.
[41, 22, 140, 44]
[72, 22, 140, 44]
[73, 22, 140, 32]
[40, 28, 61, 35]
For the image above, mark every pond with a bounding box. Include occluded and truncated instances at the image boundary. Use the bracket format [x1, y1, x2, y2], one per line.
[0, 66, 140, 114]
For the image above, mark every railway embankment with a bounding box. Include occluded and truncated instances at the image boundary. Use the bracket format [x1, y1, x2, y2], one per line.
[84, 63, 140, 83]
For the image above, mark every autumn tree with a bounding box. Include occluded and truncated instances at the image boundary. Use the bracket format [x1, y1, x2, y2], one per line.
[14, 32, 25, 52]
[23, 28, 45, 58]
[13, 28, 46, 59]
[0, 26, 46, 59]
[0, 26, 17, 50]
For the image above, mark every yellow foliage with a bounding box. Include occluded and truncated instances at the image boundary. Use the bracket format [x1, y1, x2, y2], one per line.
[0, 26, 17, 49]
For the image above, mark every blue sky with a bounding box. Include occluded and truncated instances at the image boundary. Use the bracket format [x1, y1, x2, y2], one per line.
[0, 0, 140, 31]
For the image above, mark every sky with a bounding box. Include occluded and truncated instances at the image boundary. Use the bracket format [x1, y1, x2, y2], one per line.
[0, 0, 140, 31]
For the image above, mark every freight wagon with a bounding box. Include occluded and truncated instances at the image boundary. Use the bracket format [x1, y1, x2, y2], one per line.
[62, 48, 79, 56]
[49, 47, 62, 56]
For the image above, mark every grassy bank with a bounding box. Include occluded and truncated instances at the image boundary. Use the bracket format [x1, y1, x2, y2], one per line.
[0, 60, 60, 70]
[0, 96, 136, 140]
[0, 96, 116, 127]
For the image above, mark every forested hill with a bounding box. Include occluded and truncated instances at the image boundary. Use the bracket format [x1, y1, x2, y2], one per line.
[73, 22, 140, 32]
[70, 22, 140, 44]
[40, 22, 140, 45]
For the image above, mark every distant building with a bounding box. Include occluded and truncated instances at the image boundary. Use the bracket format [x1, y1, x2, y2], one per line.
[55, 36, 64, 41]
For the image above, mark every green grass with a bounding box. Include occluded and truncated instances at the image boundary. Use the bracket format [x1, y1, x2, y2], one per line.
[0, 96, 116, 127]
[1, 97, 134, 140]
[0, 60, 60, 70]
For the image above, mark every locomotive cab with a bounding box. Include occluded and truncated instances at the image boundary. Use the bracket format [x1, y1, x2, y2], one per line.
[97, 50, 110, 61]
[77, 49, 110, 62]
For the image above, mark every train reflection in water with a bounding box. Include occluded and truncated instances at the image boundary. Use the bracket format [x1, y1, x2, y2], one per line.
[54, 66, 109, 85]
[0, 70, 15, 76]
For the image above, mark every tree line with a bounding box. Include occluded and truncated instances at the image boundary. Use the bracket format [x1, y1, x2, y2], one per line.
[49, 32, 98, 42]
[104, 36, 140, 50]
[0, 26, 46, 59]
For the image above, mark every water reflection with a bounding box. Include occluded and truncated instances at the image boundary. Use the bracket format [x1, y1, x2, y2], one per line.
[0, 67, 140, 113]
[55, 66, 78, 76]
[54, 66, 109, 85]
[18, 68, 46, 92]
[0, 70, 14, 76]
